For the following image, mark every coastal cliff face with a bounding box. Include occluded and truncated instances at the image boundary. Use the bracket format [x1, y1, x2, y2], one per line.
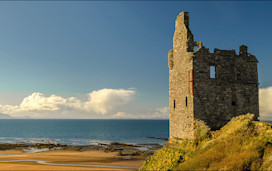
[140, 114, 272, 170]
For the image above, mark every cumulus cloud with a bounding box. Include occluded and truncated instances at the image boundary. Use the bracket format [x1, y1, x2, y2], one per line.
[20, 93, 67, 111]
[259, 86, 272, 120]
[0, 88, 135, 118]
[0, 105, 19, 115]
[2, 86, 270, 120]
[84, 89, 135, 114]
[0, 88, 170, 119]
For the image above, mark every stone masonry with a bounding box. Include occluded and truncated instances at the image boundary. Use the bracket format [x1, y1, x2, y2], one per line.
[169, 12, 259, 139]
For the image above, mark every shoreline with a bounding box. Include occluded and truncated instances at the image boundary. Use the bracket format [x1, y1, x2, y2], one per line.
[0, 141, 163, 154]
[0, 142, 162, 170]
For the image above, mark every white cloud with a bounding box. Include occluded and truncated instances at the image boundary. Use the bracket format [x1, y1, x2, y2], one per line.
[19, 93, 67, 111]
[112, 112, 132, 118]
[1, 86, 270, 120]
[150, 107, 169, 119]
[0, 88, 135, 118]
[109, 107, 169, 119]
[259, 86, 272, 121]
[83, 89, 135, 115]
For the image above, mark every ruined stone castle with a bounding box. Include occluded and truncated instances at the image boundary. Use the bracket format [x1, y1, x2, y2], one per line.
[169, 12, 259, 139]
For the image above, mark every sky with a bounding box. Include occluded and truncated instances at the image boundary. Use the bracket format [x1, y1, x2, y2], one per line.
[0, 1, 271, 120]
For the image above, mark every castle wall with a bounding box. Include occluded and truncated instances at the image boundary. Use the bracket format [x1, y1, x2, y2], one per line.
[193, 48, 259, 130]
[169, 11, 259, 138]
[169, 12, 195, 139]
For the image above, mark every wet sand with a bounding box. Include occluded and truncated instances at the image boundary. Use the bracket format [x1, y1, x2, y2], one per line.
[0, 149, 145, 170]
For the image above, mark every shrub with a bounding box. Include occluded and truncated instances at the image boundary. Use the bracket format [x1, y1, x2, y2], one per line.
[194, 119, 211, 143]
[139, 146, 185, 171]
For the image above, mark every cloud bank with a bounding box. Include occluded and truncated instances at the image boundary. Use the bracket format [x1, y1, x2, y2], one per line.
[1, 86, 270, 120]
[110, 107, 169, 119]
[0, 88, 136, 118]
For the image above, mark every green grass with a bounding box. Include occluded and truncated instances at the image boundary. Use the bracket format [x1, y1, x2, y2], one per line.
[139, 145, 186, 171]
[140, 114, 272, 171]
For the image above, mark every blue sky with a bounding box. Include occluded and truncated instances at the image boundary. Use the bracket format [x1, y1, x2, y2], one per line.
[0, 1, 271, 119]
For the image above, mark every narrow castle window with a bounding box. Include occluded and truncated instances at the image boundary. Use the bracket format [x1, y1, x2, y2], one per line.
[232, 94, 237, 106]
[210, 66, 216, 78]
[186, 97, 188, 106]
[237, 73, 241, 80]
[174, 100, 175, 109]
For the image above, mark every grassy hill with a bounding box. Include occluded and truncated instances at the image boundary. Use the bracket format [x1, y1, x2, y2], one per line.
[140, 114, 272, 170]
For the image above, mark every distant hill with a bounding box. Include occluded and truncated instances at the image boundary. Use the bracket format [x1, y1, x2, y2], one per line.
[0, 113, 12, 119]
[140, 114, 272, 170]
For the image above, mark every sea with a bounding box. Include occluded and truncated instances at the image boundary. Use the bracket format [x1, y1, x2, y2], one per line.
[0, 119, 169, 145]
[0, 119, 270, 146]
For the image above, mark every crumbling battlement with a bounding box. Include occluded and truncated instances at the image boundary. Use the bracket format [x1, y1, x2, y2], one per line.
[169, 12, 259, 139]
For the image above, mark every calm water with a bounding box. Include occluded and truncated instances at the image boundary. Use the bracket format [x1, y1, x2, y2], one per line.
[0, 119, 270, 145]
[0, 119, 169, 145]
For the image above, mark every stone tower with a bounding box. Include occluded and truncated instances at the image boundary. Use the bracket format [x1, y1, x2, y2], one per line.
[168, 12, 259, 139]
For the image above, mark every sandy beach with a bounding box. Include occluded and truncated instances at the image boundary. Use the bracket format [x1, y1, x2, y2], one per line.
[0, 135, 162, 170]
[0, 149, 145, 170]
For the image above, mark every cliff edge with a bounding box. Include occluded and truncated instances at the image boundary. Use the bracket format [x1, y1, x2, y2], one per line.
[140, 114, 272, 170]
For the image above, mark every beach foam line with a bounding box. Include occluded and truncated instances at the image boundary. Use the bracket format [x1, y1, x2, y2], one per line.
[0, 160, 139, 169]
